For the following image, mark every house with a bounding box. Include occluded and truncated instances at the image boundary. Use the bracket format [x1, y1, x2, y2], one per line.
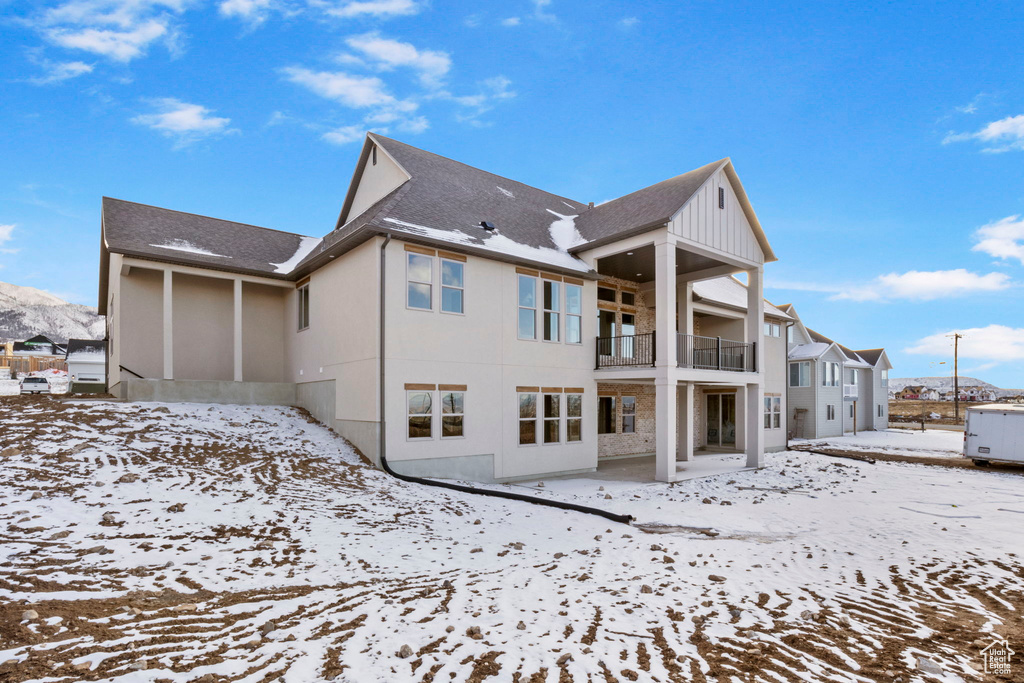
[13, 335, 64, 357]
[98, 133, 887, 483]
[918, 388, 940, 401]
[65, 339, 107, 393]
[897, 386, 925, 400]
[779, 309, 891, 437]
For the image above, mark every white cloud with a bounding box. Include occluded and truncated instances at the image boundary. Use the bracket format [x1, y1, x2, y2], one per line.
[321, 0, 419, 19]
[322, 124, 365, 145]
[35, 0, 190, 62]
[770, 269, 1013, 302]
[944, 114, 1024, 153]
[344, 33, 451, 88]
[0, 224, 18, 255]
[619, 16, 639, 28]
[906, 325, 1024, 363]
[836, 269, 1013, 301]
[219, 0, 277, 24]
[131, 97, 235, 146]
[532, 0, 556, 22]
[282, 67, 406, 108]
[501, 16, 521, 26]
[29, 60, 94, 84]
[973, 215, 1024, 265]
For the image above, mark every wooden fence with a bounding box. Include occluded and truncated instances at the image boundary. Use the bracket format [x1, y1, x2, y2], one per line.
[0, 355, 67, 375]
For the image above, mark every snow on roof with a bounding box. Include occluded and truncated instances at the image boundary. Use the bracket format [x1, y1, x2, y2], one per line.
[692, 276, 791, 319]
[149, 239, 231, 258]
[271, 236, 322, 274]
[382, 217, 592, 273]
[788, 342, 832, 360]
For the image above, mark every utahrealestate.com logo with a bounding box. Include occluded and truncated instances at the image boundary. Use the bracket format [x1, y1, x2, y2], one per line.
[980, 637, 1014, 675]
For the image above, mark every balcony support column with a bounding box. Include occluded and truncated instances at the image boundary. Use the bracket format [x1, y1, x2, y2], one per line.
[655, 377, 677, 482]
[677, 381, 694, 462]
[745, 265, 764, 468]
[655, 237, 677, 368]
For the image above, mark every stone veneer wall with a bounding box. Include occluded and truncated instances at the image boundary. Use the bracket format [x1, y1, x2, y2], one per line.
[597, 383, 656, 458]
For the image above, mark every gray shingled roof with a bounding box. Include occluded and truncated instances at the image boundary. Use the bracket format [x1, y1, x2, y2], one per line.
[573, 159, 726, 247]
[102, 197, 318, 279]
[855, 348, 885, 366]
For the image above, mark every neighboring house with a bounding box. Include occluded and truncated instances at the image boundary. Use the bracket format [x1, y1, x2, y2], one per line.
[66, 339, 107, 393]
[780, 310, 891, 437]
[13, 335, 64, 357]
[98, 133, 880, 484]
[897, 386, 924, 400]
[918, 388, 940, 401]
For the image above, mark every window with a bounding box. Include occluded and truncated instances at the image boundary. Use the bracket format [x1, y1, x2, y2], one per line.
[621, 313, 636, 358]
[849, 404, 855, 418]
[826, 404, 836, 421]
[822, 361, 840, 387]
[407, 391, 433, 439]
[880, 370, 888, 387]
[763, 397, 772, 429]
[566, 283, 582, 344]
[848, 369, 858, 385]
[297, 283, 310, 331]
[518, 275, 536, 339]
[598, 396, 615, 434]
[620, 291, 635, 307]
[878, 404, 883, 418]
[763, 322, 781, 337]
[567, 393, 582, 442]
[440, 390, 464, 438]
[372, 145, 377, 165]
[718, 186, 725, 209]
[789, 362, 810, 387]
[621, 395, 636, 433]
[786, 326, 794, 343]
[773, 397, 781, 428]
[407, 253, 433, 310]
[597, 286, 616, 303]
[544, 393, 561, 443]
[440, 259, 464, 314]
[518, 393, 537, 445]
[543, 280, 560, 342]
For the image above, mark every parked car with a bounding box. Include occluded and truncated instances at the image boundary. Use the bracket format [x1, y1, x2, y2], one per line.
[19, 377, 50, 395]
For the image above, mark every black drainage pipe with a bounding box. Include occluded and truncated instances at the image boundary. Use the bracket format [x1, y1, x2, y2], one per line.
[377, 232, 632, 526]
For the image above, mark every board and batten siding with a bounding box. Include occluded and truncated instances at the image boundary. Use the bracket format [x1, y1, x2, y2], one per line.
[668, 168, 763, 265]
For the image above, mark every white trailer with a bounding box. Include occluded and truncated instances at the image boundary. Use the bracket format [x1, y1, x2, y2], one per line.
[964, 404, 1024, 466]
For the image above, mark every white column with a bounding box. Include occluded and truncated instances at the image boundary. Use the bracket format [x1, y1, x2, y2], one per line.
[233, 279, 243, 382]
[656, 378, 677, 482]
[745, 382, 763, 467]
[746, 266, 765, 371]
[654, 238, 677, 368]
[162, 269, 173, 380]
[735, 386, 746, 452]
[677, 382, 694, 462]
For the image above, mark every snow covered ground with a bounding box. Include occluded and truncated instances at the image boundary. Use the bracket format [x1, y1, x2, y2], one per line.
[0, 399, 1021, 682]
[796, 428, 965, 459]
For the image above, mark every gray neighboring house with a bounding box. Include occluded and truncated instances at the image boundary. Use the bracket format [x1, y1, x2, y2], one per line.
[780, 304, 892, 438]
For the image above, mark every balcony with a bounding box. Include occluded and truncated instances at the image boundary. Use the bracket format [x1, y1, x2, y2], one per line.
[844, 385, 858, 398]
[594, 332, 757, 372]
[677, 334, 756, 372]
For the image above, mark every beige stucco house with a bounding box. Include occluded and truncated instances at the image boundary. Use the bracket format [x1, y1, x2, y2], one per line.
[99, 133, 887, 483]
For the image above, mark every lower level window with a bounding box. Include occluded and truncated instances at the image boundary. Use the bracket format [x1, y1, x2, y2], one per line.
[566, 393, 582, 442]
[408, 391, 433, 439]
[441, 390, 464, 438]
[519, 393, 537, 445]
[826, 404, 836, 421]
[544, 394, 561, 443]
[877, 404, 883, 418]
[621, 395, 636, 433]
[772, 397, 781, 428]
[849, 404, 855, 418]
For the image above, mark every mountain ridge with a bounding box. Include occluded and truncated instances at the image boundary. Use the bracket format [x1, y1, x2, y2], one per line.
[0, 281, 104, 343]
[890, 376, 1023, 397]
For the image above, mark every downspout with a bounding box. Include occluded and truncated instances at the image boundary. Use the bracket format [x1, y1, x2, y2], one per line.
[784, 322, 794, 450]
[376, 232, 632, 525]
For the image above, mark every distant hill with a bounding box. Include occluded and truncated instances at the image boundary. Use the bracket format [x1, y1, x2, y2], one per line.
[890, 376, 1023, 397]
[0, 281, 104, 343]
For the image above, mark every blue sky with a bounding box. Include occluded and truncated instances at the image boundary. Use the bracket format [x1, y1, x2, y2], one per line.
[2, 0, 1024, 386]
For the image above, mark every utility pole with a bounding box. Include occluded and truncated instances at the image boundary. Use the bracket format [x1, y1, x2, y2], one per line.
[949, 332, 964, 422]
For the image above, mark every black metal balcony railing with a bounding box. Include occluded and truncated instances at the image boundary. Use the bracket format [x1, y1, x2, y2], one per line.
[595, 332, 655, 368]
[678, 334, 756, 372]
[595, 332, 757, 372]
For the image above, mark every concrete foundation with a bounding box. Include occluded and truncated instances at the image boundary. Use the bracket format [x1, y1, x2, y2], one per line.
[124, 379, 297, 405]
[389, 453, 496, 482]
[334, 419, 380, 465]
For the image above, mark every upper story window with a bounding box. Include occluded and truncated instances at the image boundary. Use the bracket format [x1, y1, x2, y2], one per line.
[764, 322, 781, 337]
[789, 361, 810, 387]
[566, 283, 582, 344]
[518, 275, 537, 339]
[880, 370, 888, 387]
[597, 286, 616, 303]
[786, 326, 794, 343]
[297, 283, 310, 331]
[620, 291, 635, 307]
[848, 369, 859, 385]
[440, 258, 465, 314]
[407, 252, 433, 310]
[822, 361, 840, 387]
[543, 280, 560, 342]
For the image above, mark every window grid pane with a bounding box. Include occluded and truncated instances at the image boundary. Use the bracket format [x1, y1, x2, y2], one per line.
[518, 276, 536, 339]
[441, 260, 464, 314]
[408, 391, 433, 439]
[408, 253, 433, 310]
[543, 281, 560, 342]
[519, 393, 537, 445]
